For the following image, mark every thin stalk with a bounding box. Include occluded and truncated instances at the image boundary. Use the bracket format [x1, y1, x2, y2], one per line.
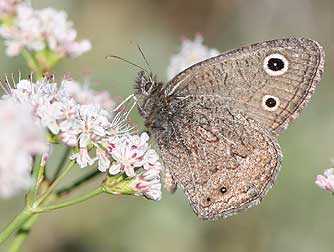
[0, 209, 33, 245]
[27, 155, 42, 206]
[7, 214, 39, 252]
[34, 160, 76, 207]
[35, 187, 104, 213]
[52, 147, 71, 182]
[57, 169, 101, 196]
[21, 49, 42, 79]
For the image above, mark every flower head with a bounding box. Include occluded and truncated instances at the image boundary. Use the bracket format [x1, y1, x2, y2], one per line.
[167, 34, 220, 80]
[315, 168, 334, 192]
[107, 133, 160, 177]
[0, 0, 22, 20]
[0, 99, 47, 198]
[1, 75, 162, 200]
[3, 77, 117, 150]
[64, 104, 110, 149]
[130, 169, 162, 200]
[0, 5, 91, 57]
[61, 79, 115, 111]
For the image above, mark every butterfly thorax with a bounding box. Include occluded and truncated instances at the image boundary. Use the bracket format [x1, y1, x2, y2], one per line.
[134, 71, 168, 129]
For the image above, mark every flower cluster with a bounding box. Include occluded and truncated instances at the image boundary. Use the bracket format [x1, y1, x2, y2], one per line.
[4, 78, 114, 159]
[62, 80, 115, 111]
[0, 4, 91, 57]
[167, 34, 220, 80]
[106, 133, 162, 200]
[0, 99, 47, 197]
[0, 0, 21, 20]
[315, 168, 334, 193]
[1, 77, 162, 200]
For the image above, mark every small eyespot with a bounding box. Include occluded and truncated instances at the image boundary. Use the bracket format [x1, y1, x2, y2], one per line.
[263, 53, 289, 76]
[220, 187, 227, 194]
[262, 95, 280, 111]
[206, 197, 211, 202]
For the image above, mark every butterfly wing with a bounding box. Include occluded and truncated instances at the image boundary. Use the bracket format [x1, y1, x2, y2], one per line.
[153, 96, 282, 220]
[164, 38, 324, 135]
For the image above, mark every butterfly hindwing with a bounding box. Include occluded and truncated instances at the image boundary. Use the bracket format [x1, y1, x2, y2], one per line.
[153, 96, 282, 220]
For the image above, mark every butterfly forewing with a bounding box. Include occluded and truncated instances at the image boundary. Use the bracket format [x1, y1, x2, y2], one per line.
[164, 38, 325, 135]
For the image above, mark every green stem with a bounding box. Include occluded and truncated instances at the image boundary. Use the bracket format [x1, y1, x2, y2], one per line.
[52, 147, 71, 182]
[35, 187, 104, 213]
[0, 209, 33, 245]
[34, 160, 76, 207]
[21, 49, 43, 79]
[7, 214, 39, 252]
[57, 170, 101, 196]
[27, 155, 42, 206]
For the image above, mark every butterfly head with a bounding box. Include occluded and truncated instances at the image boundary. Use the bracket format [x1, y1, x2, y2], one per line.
[134, 70, 160, 97]
[134, 71, 164, 125]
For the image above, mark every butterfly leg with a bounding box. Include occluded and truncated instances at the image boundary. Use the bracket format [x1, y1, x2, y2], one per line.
[163, 165, 177, 193]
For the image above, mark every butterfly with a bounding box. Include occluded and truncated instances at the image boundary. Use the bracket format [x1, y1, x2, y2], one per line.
[133, 38, 325, 220]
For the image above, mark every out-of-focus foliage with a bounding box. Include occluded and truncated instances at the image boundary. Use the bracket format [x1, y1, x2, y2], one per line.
[0, 0, 333, 251]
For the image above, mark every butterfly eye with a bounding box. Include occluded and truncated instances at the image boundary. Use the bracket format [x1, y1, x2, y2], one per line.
[144, 82, 152, 92]
[141, 81, 154, 95]
[262, 95, 280, 111]
[263, 53, 289, 76]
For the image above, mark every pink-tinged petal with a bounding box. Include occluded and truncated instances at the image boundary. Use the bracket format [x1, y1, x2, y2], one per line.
[167, 35, 219, 80]
[324, 168, 334, 177]
[79, 133, 90, 148]
[93, 125, 107, 137]
[143, 183, 162, 201]
[47, 120, 60, 135]
[0, 99, 47, 198]
[60, 131, 78, 146]
[109, 164, 121, 175]
[139, 169, 160, 181]
[71, 148, 96, 168]
[96, 148, 110, 172]
[111, 147, 123, 162]
[315, 169, 334, 192]
[124, 166, 136, 177]
[139, 132, 150, 145]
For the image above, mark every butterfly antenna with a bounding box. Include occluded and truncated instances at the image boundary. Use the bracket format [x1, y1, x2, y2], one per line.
[133, 42, 153, 76]
[106, 55, 151, 76]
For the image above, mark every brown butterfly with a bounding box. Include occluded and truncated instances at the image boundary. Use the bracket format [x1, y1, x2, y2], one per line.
[133, 38, 325, 220]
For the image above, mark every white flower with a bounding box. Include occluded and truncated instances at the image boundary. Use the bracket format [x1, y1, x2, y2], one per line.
[52, 98, 78, 132]
[108, 132, 163, 179]
[109, 143, 137, 177]
[96, 146, 110, 172]
[142, 149, 160, 170]
[36, 98, 62, 134]
[7, 78, 76, 135]
[0, 99, 47, 198]
[0, 0, 22, 19]
[131, 169, 162, 201]
[315, 168, 334, 192]
[70, 147, 96, 169]
[3, 78, 117, 150]
[64, 104, 112, 168]
[0, 5, 91, 57]
[61, 79, 115, 111]
[167, 34, 220, 80]
[70, 104, 110, 148]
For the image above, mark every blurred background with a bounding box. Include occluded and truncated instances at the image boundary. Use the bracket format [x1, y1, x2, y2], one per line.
[0, 0, 333, 251]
